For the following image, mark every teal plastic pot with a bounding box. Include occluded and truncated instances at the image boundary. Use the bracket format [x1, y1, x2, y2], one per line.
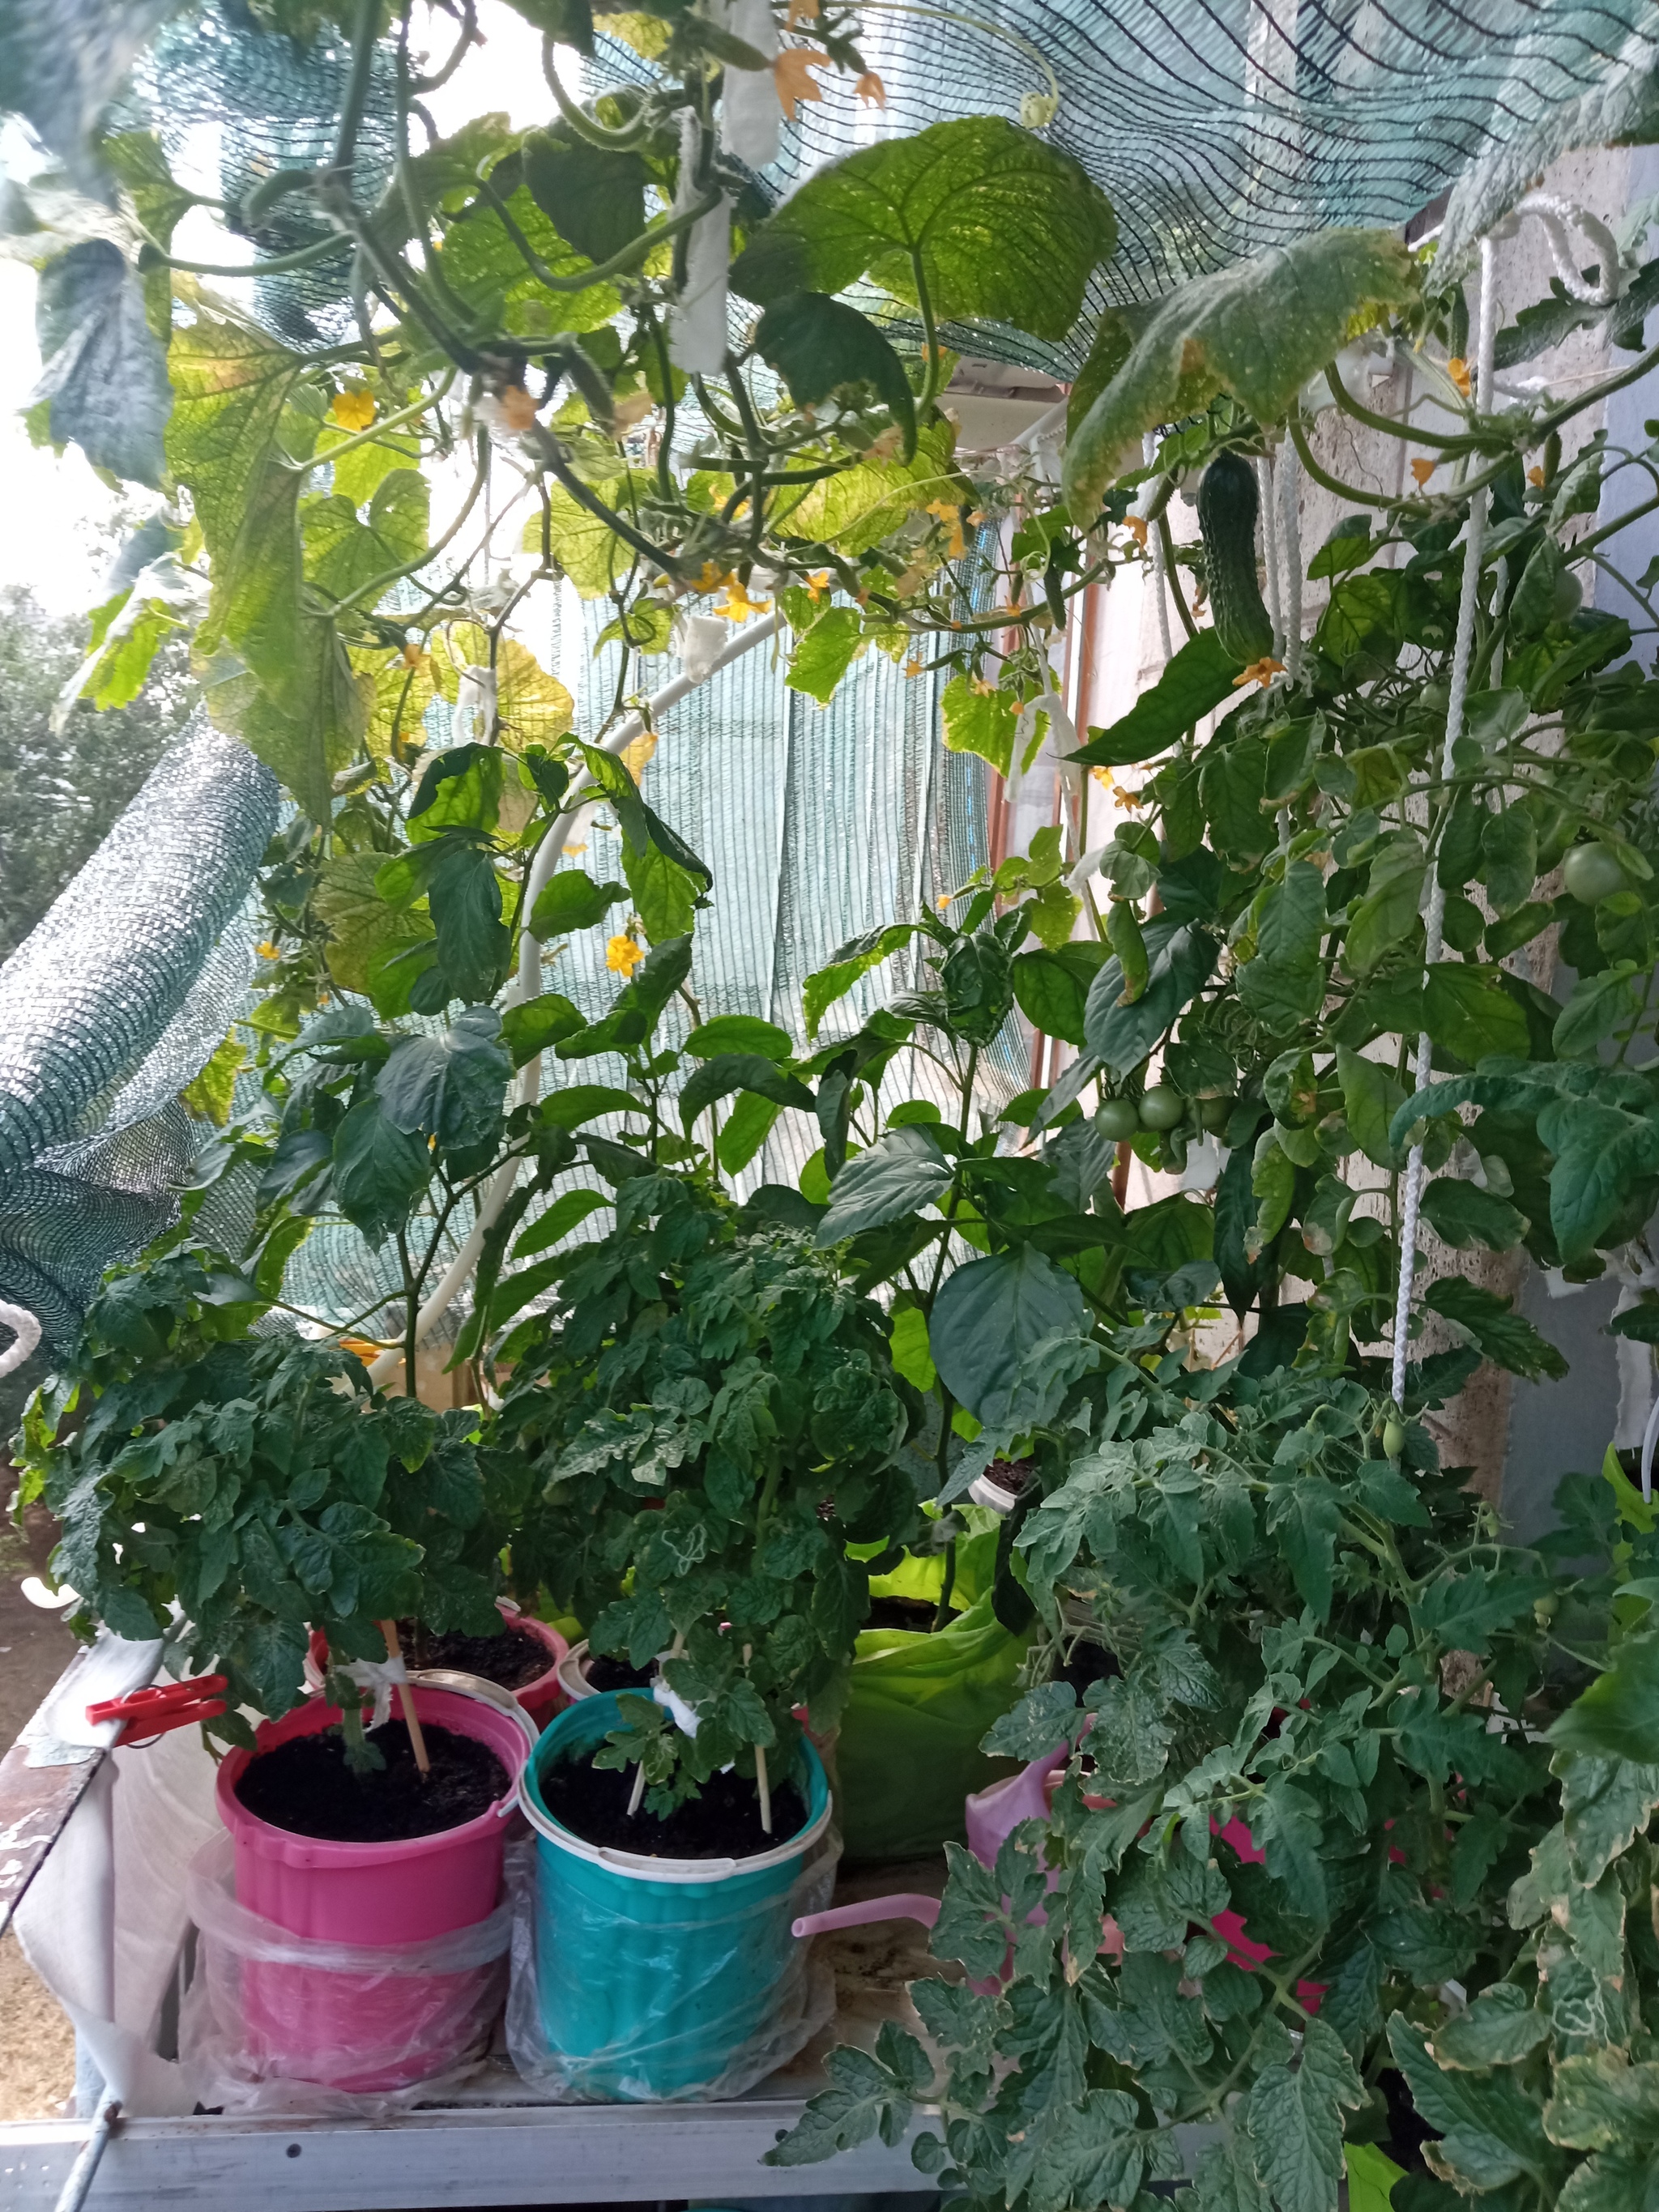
[519, 1692, 833, 2100]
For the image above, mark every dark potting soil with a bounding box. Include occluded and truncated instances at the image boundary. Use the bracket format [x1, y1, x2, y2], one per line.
[985, 1456, 1034, 1498]
[236, 1720, 508, 1843]
[541, 1749, 808, 1859]
[403, 1619, 551, 1690]
[583, 1651, 657, 1693]
[864, 1595, 937, 1634]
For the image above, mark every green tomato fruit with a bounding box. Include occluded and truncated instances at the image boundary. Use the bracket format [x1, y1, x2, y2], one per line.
[1550, 569, 1584, 620]
[1563, 842, 1628, 906]
[1095, 1098, 1139, 1140]
[1197, 1095, 1235, 1136]
[1138, 1085, 1185, 1132]
[1382, 1418, 1405, 1461]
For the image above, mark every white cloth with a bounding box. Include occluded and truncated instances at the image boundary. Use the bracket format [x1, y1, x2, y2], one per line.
[14, 1724, 221, 2116]
[718, 0, 780, 168]
[339, 1652, 408, 1731]
[668, 112, 731, 375]
[652, 1679, 702, 1738]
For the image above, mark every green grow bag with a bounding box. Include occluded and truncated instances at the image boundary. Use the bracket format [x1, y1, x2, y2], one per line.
[835, 1575, 1033, 1863]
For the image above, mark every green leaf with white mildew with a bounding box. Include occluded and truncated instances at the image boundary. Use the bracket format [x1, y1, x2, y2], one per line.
[1431, 1984, 1550, 2070]
[1543, 2051, 1659, 2151]
[1246, 2016, 1367, 2212]
[731, 116, 1115, 343]
[1386, 2014, 1555, 2190]
[1065, 228, 1418, 518]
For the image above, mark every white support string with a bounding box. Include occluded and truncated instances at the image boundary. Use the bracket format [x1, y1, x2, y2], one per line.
[1140, 433, 1173, 664]
[1389, 234, 1498, 1410]
[365, 610, 785, 1386]
[1258, 454, 1286, 661]
[0, 1300, 41, 1379]
[1503, 194, 1622, 307]
[1278, 437, 1303, 677]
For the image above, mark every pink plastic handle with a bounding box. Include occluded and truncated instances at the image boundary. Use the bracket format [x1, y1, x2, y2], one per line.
[791, 1893, 942, 1940]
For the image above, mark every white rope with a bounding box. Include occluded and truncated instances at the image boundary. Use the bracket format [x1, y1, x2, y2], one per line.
[1258, 453, 1286, 660]
[0, 1301, 41, 1379]
[1640, 1390, 1659, 1507]
[1278, 439, 1303, 677]
[1140, 433, 1173, 663]
[365, 612, 785, 1386]
[1390, 235, 1498, 1409]
[1505, 194, 1623, 308]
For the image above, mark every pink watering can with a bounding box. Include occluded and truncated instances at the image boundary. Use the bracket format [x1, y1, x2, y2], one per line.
[793, 1741, 1324, 2010]
[791, 1742, 1090, 1993]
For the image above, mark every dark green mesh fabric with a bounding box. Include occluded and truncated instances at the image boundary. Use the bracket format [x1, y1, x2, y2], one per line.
[120, 3, 398, 344]
[0, 722, 279, 1346]
[600, 0, 1659, 372]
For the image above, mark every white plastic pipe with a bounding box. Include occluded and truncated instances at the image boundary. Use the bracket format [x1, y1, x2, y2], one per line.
[366, 610, 784, 1384]
[1389, 237, 1498, 1410]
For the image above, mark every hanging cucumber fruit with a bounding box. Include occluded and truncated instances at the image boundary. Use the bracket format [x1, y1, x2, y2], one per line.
[1197, 451, 1274, 667]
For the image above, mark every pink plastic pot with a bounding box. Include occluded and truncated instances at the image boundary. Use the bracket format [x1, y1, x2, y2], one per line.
[305, 1600, 569, 1733]
[216, 1684, 533, 2091]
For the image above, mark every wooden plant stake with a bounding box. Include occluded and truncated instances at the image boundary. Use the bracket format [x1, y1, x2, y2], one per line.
[756, 1745, 773, 1837]
[378, 1619, 431, 1776]
[743, 1643, 772, 1835]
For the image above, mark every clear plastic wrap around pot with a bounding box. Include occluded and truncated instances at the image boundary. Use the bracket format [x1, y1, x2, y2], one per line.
[837, 1591, 1032, 1861]
[181, 1838, 510, 2115]
[504, 1835, 838, 2103]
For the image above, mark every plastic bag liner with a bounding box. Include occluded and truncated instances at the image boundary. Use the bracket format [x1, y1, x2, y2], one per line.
[513, 1692, 838, 2102]
[181, 1835, 510, 2116]
[504, 1836, 837, 2103]
[836, 1590, 1031, 1861]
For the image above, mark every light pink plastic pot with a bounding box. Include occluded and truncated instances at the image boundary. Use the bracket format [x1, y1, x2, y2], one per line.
[305, 1600, 569, 1733]
[216, 1686, 532, 2091]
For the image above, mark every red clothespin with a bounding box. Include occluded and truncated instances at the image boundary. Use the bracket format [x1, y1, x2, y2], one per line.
[86, 1675, 228, 1746]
